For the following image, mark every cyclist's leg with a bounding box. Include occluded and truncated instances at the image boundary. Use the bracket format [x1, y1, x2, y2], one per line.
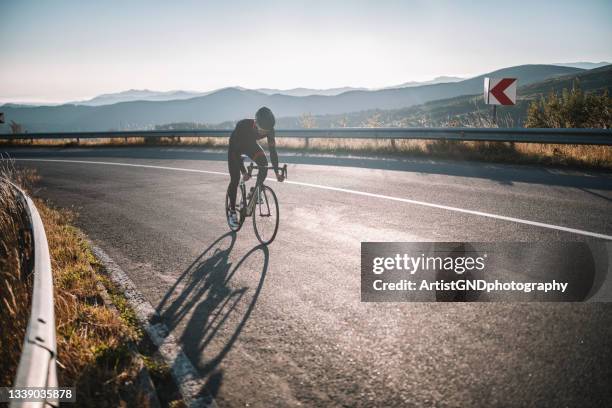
[227, 144, 242, 210]
[245, 141, 268, 186]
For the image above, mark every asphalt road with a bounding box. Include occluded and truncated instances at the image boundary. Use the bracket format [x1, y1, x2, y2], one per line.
[6, 146, 612, 407]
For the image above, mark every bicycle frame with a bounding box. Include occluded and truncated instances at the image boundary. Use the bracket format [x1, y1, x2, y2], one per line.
[246, 184, 272, 217]
[239, 182, 261, 217]
[239, 162, 287, 218]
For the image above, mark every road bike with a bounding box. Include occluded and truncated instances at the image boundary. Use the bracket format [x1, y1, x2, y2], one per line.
[225, 160, 287, 245]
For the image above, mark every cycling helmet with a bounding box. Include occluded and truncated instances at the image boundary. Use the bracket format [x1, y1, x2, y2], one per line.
[255, 106, 275, 131]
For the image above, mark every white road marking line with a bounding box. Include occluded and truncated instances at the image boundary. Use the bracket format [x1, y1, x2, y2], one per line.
[285, 180, 612, 240]
[14, 158, 612, 241]
[15, 158, 228, 176]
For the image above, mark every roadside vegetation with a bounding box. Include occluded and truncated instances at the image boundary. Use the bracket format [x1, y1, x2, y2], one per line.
[0, 164, 183, 407]
[0, 163, 36, 386]
[525, 84, 611, 128]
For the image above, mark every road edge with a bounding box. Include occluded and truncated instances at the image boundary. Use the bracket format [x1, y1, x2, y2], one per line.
[94, 280, 162, 408]
[89, 242, 218, 408]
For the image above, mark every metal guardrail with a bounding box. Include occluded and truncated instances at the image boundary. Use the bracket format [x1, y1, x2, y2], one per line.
[2, 127, 612, 145]
[7, 181, 57, 408]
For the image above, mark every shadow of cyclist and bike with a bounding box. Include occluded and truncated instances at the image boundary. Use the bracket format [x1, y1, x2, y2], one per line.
[155, 232, 269, 400]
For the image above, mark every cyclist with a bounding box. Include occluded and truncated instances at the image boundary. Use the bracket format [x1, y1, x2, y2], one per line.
[227, 106, 284, 228]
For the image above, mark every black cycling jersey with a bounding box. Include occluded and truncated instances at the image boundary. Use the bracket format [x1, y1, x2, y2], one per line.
[227, 119, 279, 210]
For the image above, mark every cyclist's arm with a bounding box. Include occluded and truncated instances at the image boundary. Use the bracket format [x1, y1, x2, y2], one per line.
[267, 129, 279, 172]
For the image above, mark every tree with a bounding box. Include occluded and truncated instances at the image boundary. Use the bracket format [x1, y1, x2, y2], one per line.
[334, 115, 349, 128]
[364, 112, 383, 127]
[9, 121, 23, 134]
[525, 80, 611, 128]
[299, 113, 316, 129]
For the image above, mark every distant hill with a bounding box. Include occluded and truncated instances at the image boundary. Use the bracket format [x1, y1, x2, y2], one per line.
[552, 62, 611, 70]
[383, 76, 464, 89]
[65, 77, 466, 105]
[0, 64, 584, 132]
[71, 89, 212, 106]
[276, 65, 612, 128]
[255, 77, 465, 96]
[255, 87, 368, 97]
[25, 79, 463, 107]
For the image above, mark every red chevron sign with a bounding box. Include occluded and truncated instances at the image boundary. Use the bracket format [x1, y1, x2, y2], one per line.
[484, 77, 517, 105]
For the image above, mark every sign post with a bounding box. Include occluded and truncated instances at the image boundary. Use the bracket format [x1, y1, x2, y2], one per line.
[484, 78, 517, 125]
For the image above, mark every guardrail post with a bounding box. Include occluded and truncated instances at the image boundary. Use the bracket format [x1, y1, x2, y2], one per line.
[304, 137, 309, 149]
[391, 138, 397, 151]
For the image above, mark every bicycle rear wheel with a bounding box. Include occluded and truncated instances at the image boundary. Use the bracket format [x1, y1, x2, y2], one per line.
[226, 186, 245, 231]
[253, 185, 280, 245]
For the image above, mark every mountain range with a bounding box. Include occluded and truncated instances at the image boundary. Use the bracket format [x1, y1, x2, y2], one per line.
[0, 77, 466, 107]
[53, 76, 466, 106]
[253, 77, 465, 97]
[279, 64, 612, 128]
[1, 62, 607, 107]
[0, 64, 599, 132]
[69, 89, 211, 106]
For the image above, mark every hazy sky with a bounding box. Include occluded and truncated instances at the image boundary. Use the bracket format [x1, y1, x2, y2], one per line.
[1, 0, 611, 103]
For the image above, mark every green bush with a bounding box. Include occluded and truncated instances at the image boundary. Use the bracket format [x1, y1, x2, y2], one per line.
[525, 80, 611, 128]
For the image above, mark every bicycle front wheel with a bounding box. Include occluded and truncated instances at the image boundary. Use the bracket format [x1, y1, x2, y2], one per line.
[253, 185, 280, 245]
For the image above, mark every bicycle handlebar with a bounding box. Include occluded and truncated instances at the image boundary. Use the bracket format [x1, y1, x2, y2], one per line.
[246, 163, 288, 179]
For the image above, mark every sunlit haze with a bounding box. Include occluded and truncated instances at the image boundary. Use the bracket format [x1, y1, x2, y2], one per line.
[1, 0, 611, 103]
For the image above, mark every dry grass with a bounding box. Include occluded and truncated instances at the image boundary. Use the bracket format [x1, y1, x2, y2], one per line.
[3, 135, 610, 169]
[0, 164, 182, 406]
[40, 203, 144, 404]
[0, 163, 37, 385]
[276, 138, 612, 169]
[513, 143, 612, 168]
